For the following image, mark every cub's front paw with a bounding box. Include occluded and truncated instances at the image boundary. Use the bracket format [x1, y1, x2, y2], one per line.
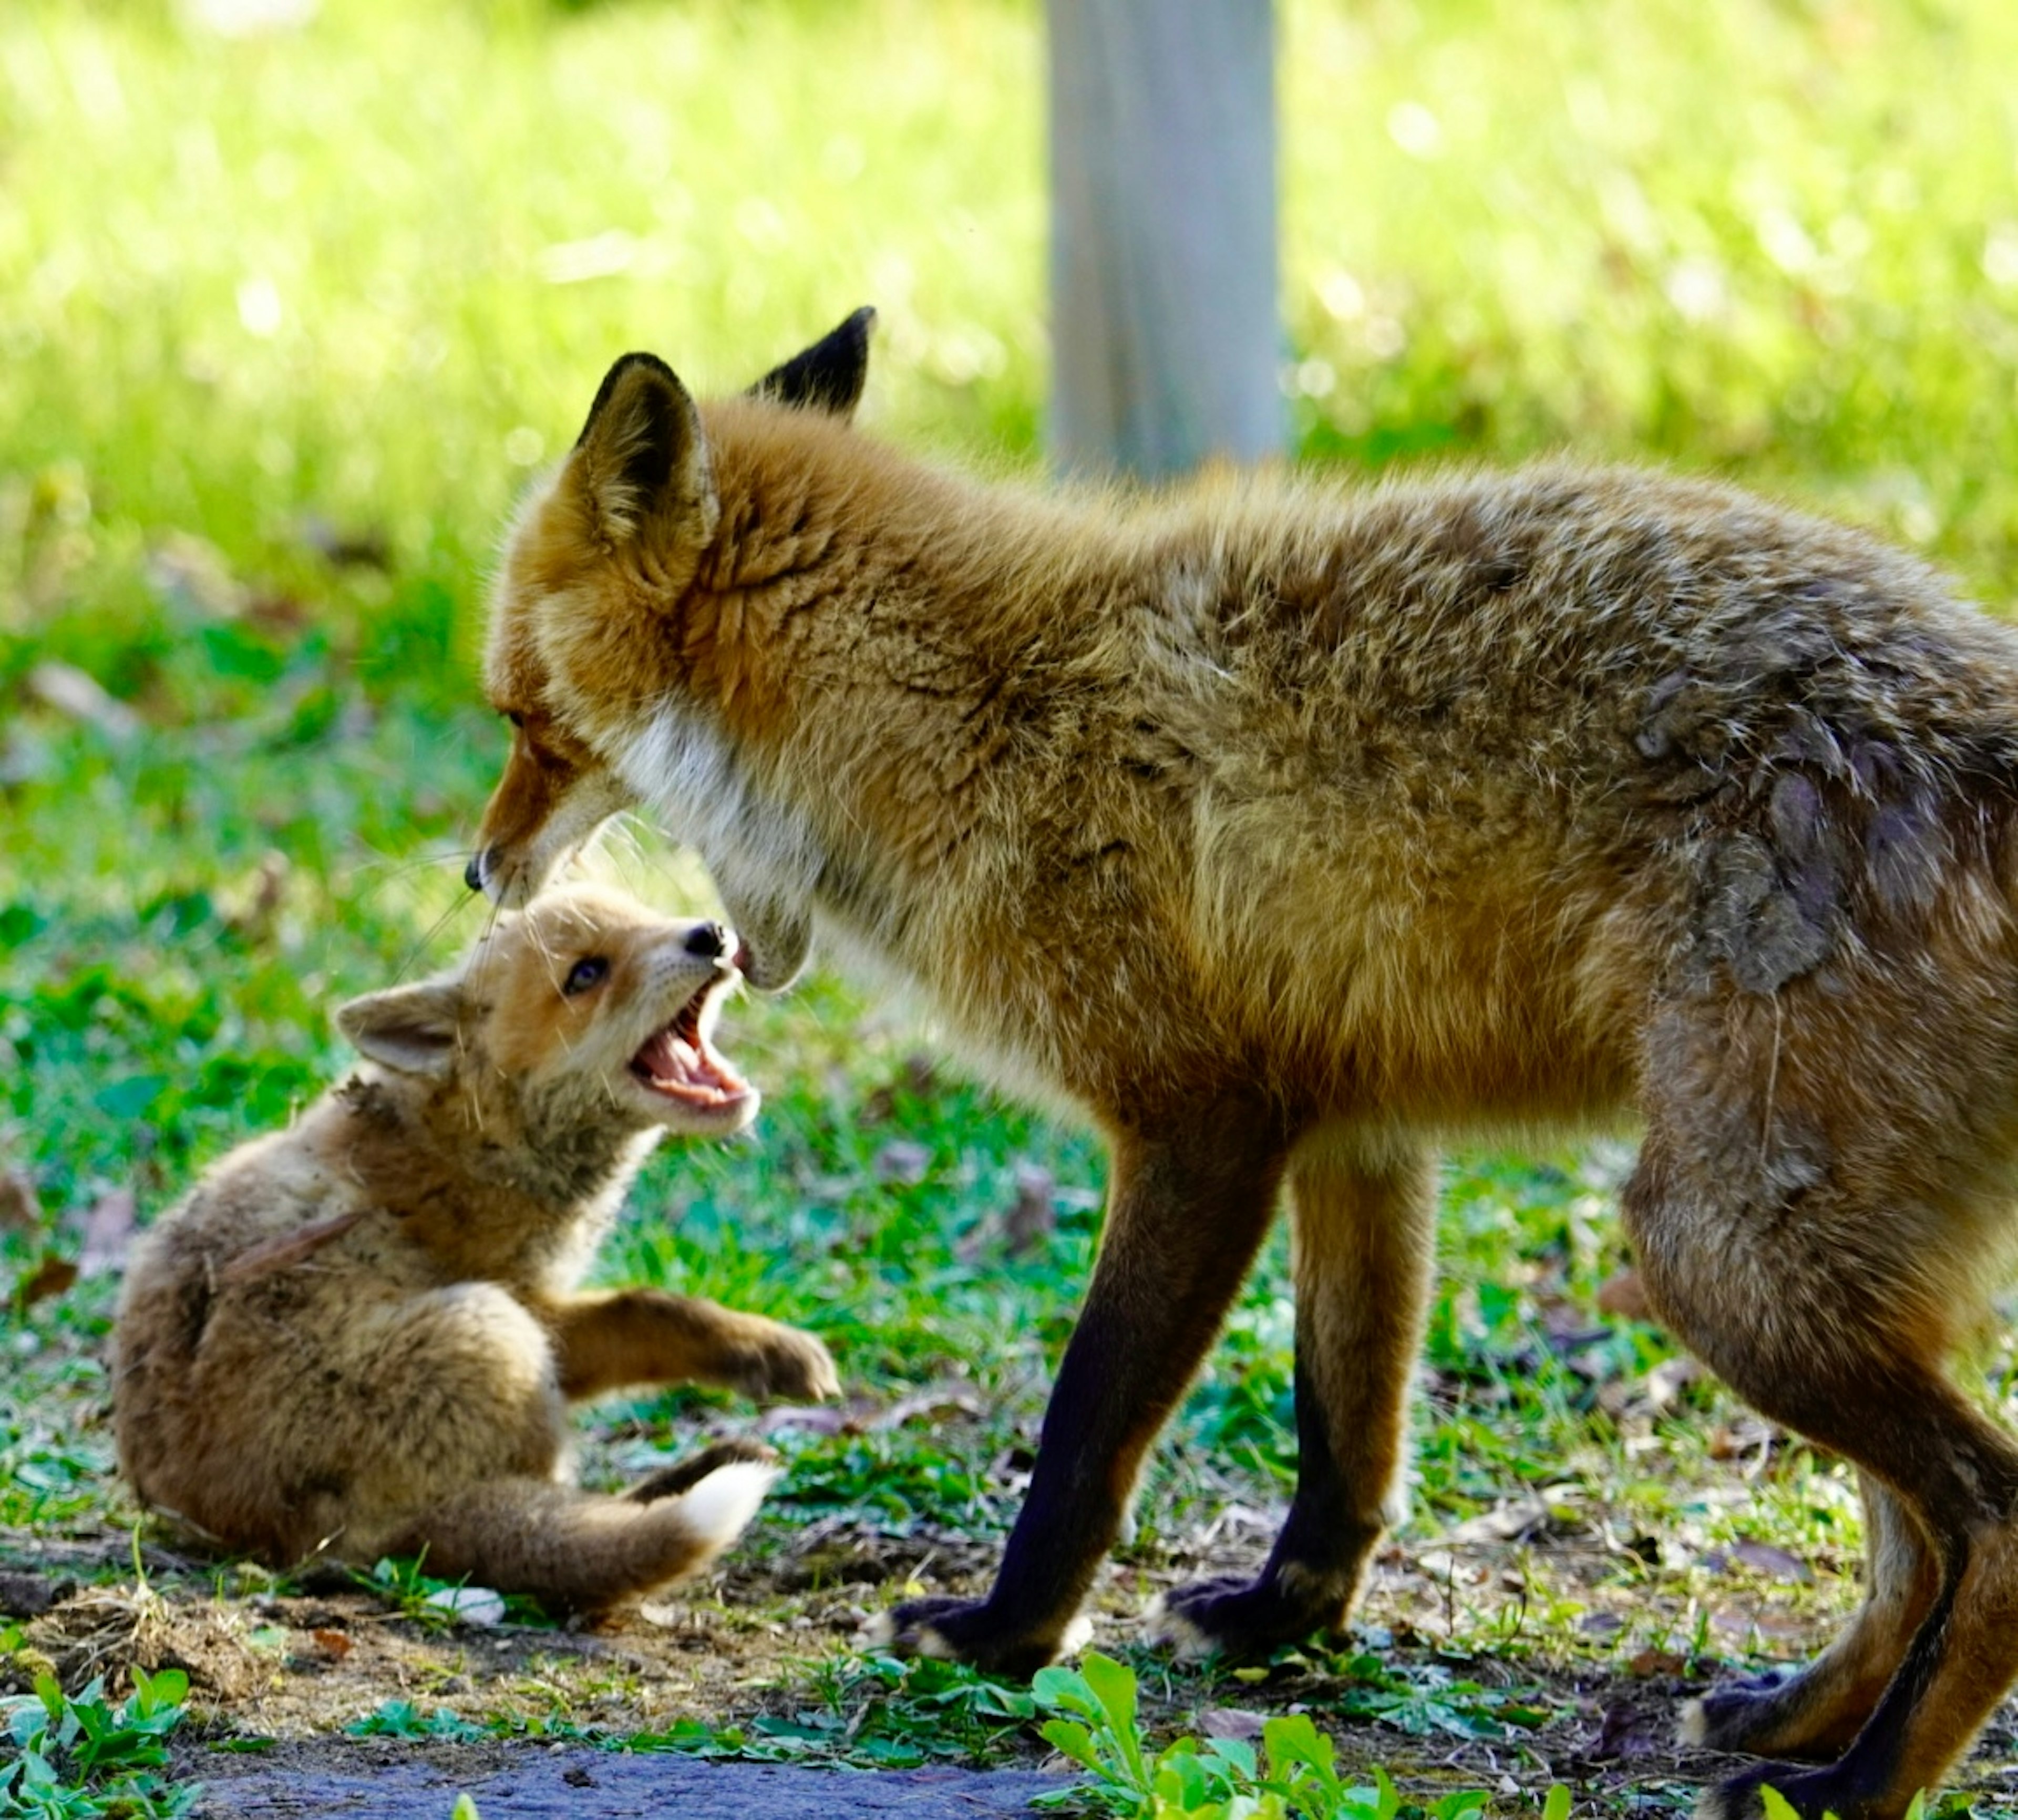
[729, 1319, 840, 1403]
[867, 1596, 1092, 1679]
[1150, 1571, 1337, 1659]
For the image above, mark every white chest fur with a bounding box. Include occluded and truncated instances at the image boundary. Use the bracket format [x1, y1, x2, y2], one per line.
[615, 702, 823, 904]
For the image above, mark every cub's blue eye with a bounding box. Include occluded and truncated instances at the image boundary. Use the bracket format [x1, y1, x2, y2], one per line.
[563, 957, 609, 996]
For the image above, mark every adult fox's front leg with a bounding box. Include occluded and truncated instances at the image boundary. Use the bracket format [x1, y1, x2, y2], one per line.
[1155, 1129, 1437, 1654]
[878, 1094, 1293, 1674]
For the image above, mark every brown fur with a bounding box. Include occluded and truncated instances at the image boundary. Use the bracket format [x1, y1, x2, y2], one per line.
[470, 316, 2018, 1816]
[113, 885, 837, 1611]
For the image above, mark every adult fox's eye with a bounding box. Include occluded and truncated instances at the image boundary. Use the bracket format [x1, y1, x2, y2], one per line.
[563, 957, 608, 996]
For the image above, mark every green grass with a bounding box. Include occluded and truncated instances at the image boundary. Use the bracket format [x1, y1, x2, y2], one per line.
[9, 0, 2018, 1811]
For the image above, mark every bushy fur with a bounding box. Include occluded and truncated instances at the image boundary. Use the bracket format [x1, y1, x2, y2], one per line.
[471, 315, 2018, 1816]
[114, 885, 837, 1611]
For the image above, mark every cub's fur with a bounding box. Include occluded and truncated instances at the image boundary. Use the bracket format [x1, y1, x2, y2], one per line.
[114, 885, 838, 1611]
[472, 313, 2018, 1817]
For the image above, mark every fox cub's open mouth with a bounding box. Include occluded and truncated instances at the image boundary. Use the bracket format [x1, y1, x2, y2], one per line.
[629, 974, 752, 1112]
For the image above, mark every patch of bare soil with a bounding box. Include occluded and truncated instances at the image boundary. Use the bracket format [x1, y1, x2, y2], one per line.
[178, 1739, 1065, 1819]
[9, 1509, 2018, 1814]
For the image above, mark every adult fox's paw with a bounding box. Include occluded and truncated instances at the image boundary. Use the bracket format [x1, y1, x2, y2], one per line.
[1693, 1761, 1866, 1820]
[867, 1596, 1092, 1679]
[1149, 1571, 1337, 1659]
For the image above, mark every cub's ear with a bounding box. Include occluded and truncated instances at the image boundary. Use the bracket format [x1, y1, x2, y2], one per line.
[750, 306, 876, 419]
[336, 980, 465, 1078]
[572, 351, 719, 546]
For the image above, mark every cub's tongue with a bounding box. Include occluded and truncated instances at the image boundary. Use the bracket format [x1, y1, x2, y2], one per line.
[630, 1004, 750, 1108]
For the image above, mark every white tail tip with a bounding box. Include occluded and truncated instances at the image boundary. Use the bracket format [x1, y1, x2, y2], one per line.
[678, 1459, 780, 1548]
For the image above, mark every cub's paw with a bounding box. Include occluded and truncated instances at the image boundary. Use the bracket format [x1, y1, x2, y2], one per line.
[627, 1438, 780, 1505]
[728, 1321, 840, 1403]
[1149, 1573, 1334, 1660]
[866, 1596, 1092, 1679]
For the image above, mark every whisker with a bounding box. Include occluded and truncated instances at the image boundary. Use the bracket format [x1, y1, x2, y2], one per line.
[389, 891, 479, 984]
[348, 846, 477, 886]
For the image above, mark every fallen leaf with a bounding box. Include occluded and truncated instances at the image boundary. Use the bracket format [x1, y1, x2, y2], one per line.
[424, 1586, 504, 1627]
[78, 1187, 138, 1276]
[1004, 1162, 1056, 1257]
[1643, 1356, 1702, 1411]
[1447, 1490, 1580, 1545]
[1596, 1268, 1652, 1320]
[16, 1253, 78, 1308]
[310, 1628, 353, 1661]
[1708, 1417, 1780, 1461]
[1710, 1605, 1809, 1641]
[294, 513, 390, 571]
[145, 530, 246, 620]
[0, 1168, 40, 1236]
[759, 1400, 860, 1437]
[1199, 1707, 1267, 1741]
[29, 661, 142, 742]
[859, 1053, 940, 1123]
[873, 1141, 931, 1185]
[873, 1385, 982, 1431]
[1592, 1697, 1667, 1760]
[222, 850, 291, 942]
[1704, 1539, 1812, 1584]
[1628, 1648, 1686, 1678]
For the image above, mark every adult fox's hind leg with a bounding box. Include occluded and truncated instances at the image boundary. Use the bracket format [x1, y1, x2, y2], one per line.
[1626, 967, 2018, 1820]
[1687, 1473, 1938, 1761]
[1155, 1130, 1437, 1654]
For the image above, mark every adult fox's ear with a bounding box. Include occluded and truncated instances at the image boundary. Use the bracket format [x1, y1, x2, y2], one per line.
[336, 980, 465, 1078]
[750, 306, 876, 419]
[572, 352, 719, 546]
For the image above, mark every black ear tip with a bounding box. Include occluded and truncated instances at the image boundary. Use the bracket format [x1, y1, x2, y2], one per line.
[751, 309, 877, 417]
[578, 351, 684, 449]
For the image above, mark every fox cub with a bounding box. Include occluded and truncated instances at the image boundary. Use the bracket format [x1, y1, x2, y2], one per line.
[114, 885, 837, 1611]
[470, 312, 2018, 1818]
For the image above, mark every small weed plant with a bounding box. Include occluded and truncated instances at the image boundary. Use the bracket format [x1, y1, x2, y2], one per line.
[0, 1662, 198, 1820]
[1031, 1651, 1565, 1820]
[346, 1699, 490, 1744]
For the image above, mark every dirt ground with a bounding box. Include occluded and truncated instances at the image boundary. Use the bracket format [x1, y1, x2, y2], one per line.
[11, 1495, 2018, 1816]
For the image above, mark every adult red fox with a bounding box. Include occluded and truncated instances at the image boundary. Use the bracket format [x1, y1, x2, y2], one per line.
[469, 312, 2018, 1818]
[115, 885, 837, 1610]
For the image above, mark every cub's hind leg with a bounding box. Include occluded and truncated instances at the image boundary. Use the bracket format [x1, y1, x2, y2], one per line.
[1155, 1130, 1437, 1656]
[303, 1283, 570, 1559]
[408, 1453, 779, 1610]
[324, 1286, 779, 1608]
